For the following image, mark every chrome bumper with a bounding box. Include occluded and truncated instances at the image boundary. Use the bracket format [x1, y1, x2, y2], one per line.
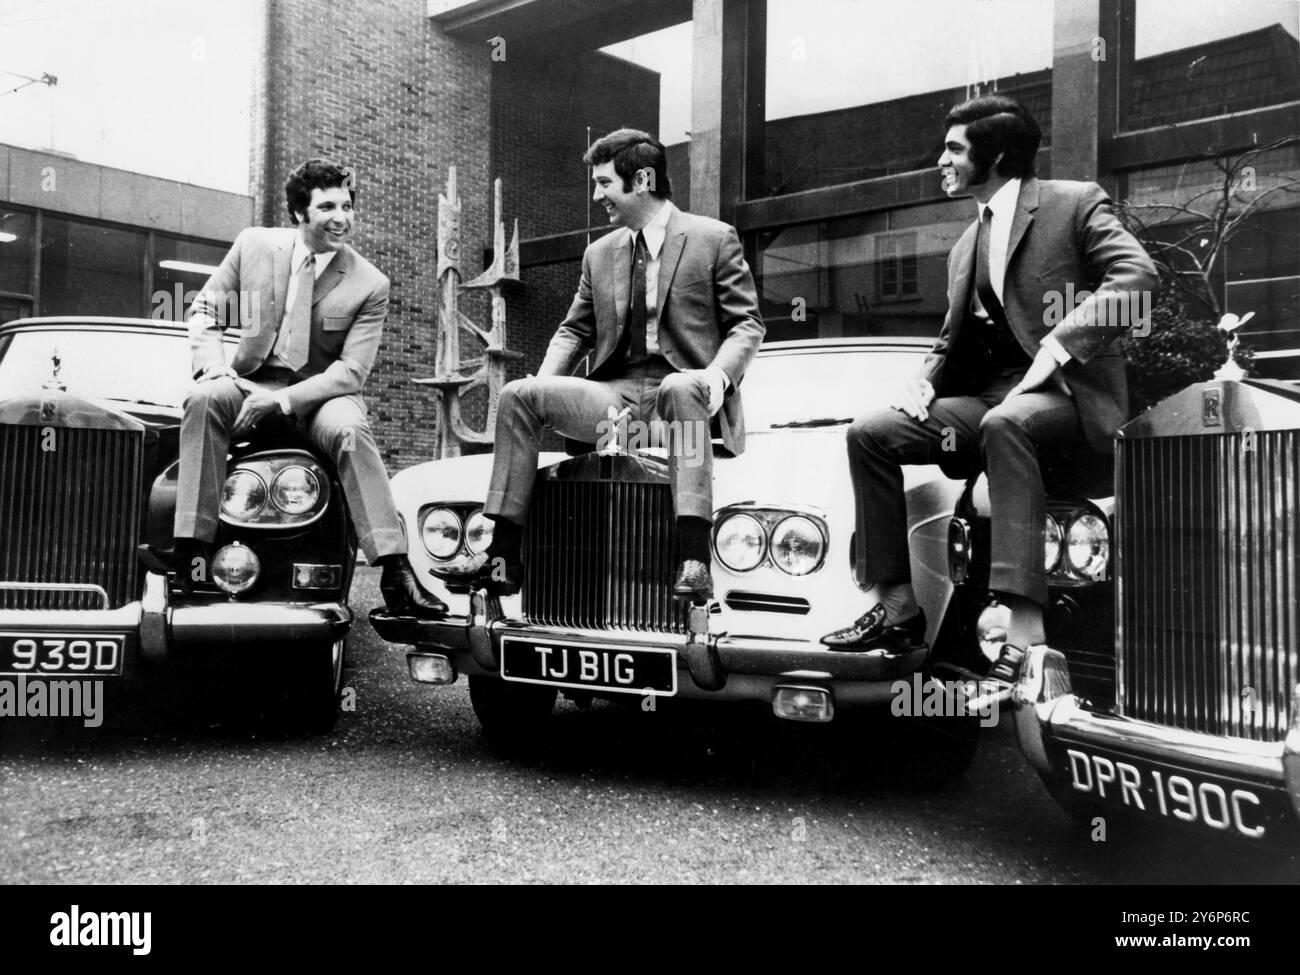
[369, 592, 928, 704]
[1011, 645, 1300, 823]
[0, 572, 351, 668]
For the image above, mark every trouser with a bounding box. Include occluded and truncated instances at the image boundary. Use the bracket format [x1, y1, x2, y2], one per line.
[485, 358, 714, 524]
[846, 370, 1089, 607]
[174, 371, 406, 563]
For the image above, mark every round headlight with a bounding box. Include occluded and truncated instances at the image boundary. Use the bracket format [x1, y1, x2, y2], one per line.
[1044, 514, 1063, 573]
[464, 510, 494, 555]
[211, 542, 261, 596]
[421, 507, 462, 560]
[714, 513, 765, 572]
[770, 515, 825, 576]
[1065, 513, 1110, 580]
[221, 470, 267, 520]
[270, 465, 321, 515]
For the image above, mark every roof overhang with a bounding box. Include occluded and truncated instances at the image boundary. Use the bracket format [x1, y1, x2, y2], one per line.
[428, 0, 691, 52]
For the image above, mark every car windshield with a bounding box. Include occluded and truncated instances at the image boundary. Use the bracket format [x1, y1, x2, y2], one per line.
[742, 346, 928, 429]
[0, 327, 196, 409]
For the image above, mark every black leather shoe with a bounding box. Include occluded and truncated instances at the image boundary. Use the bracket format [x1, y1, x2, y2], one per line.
[468, 553, 524, 597]
[671, 559, 713, 604]
[380, 555, 449, 619]
[820, 605, 926, 653]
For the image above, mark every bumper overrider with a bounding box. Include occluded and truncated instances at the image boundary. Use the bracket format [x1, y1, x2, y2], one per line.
[0, 572, 351, 676]
[1012, 646, 1300, 845]
[370, 591, 930, 720]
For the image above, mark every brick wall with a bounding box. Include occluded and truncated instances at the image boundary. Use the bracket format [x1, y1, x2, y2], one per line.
[249, 2, 665, 465]
[249, 0, 492, 470]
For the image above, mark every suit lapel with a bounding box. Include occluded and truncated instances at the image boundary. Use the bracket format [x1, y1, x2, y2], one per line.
[656, 206, 688, 312]
[1005, 177, 1039, 272]
[270, 233, 292, 335]
[610, 232, 631, 336]
[313, 246, 351, 306]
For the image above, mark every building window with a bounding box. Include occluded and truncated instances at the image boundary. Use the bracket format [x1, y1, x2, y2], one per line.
[875, 233, 919, 301]
[756, 201, 967, 343]
[753, 0, 1053, 198]
[39, 217, 146, 319]
[153, 236, 230, 322]
[1121, 0, 1300, 130]
[0, 209, 35, 324]
[1122, 144, 1300, 378]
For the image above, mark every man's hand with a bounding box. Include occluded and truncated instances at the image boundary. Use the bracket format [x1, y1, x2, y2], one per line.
[701, 365, 728, 416]
[889, 376, 936, 421]
[198, 363, 237, 383]
[1007, 347, 1069, 398]
[230, 388, 280, 439]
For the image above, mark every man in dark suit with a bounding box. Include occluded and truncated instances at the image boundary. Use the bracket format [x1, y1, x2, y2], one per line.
[821, 96, 1157, 671]
[475, 129, 765, 602]
[140, 158, 446, 619]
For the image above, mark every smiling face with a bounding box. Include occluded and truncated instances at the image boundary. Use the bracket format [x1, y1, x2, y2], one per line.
[937, 123, 1013, 205]
[591, 160, 655, 230]
[295, 186, 354, 253]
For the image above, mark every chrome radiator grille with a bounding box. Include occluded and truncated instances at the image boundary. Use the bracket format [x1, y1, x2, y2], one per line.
[0, 423, 144, 610]
[1116, 432, 1299, 742]
[522, 479, 687, 634]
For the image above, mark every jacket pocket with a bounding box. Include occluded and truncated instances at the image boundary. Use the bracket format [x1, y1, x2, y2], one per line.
[323, 316, 351, 332]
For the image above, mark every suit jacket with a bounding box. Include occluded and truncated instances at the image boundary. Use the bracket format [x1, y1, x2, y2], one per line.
[921, 178, 1158, 453]
[188, 226, 391, 416]
[538, 204, 766, 454]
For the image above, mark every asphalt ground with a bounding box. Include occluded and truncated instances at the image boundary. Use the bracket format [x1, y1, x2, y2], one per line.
[1, 568, 1295, 885]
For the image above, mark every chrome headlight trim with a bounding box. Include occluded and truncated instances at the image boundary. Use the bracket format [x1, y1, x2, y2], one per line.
[421, 506, 464, 561]
[269, 464, 321, 516]
[218, 451, 331, 528]
[714, 512, 767, 573]
[1063, 511, 1110, 581]
[1044, 513, 1063, 574]
[769, 515, 827, 576]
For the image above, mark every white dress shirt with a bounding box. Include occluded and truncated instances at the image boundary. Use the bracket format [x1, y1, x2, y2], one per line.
[971, 178, 1070, 367]
[626, 200, 675, 355]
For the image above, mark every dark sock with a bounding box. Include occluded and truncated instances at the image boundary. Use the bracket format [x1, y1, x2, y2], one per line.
[676, 516, 711, 564]
[487, 516, 523, 564]
[374, 553, 403, 569]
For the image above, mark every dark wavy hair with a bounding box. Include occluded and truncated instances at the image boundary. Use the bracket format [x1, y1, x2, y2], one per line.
[944, 95, 1041, 179]
[583, 128, 672, 199]
[284, 158, 356, 225]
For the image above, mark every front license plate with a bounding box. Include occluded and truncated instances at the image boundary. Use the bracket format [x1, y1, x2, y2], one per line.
[0, 633, 125, 676]
[500, 638, 677, 696]
[1059, 743, 1294, 842]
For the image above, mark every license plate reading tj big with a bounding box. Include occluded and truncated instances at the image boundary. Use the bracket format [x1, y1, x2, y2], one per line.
[501, 638, 676, 696]
[0, 633, 125, 676]
[1064, 746, 1281, 840]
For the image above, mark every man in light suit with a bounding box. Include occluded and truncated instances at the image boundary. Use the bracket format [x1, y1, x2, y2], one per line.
[474, 129, 765, 602]
[821, 96, 1156, 672]
[139, 158, 446, 618]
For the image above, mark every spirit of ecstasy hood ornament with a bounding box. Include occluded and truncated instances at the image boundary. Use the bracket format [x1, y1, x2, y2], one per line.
[43, 347, 66, 392]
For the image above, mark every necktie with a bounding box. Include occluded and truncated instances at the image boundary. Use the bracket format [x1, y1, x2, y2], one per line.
[974, 205, 1008, 330]
[627, 230, 649, 364]
[280, 253, 315, 372]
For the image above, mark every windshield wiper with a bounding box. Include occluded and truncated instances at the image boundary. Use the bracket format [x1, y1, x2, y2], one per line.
[769, 417, 855, 429]
[100, 396, 176, 409]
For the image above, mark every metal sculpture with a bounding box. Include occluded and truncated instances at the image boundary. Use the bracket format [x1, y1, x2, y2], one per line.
[417, 167, 521, 458]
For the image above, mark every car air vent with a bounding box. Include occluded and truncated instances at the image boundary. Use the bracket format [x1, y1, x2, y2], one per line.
[724, 591, 811, 615]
